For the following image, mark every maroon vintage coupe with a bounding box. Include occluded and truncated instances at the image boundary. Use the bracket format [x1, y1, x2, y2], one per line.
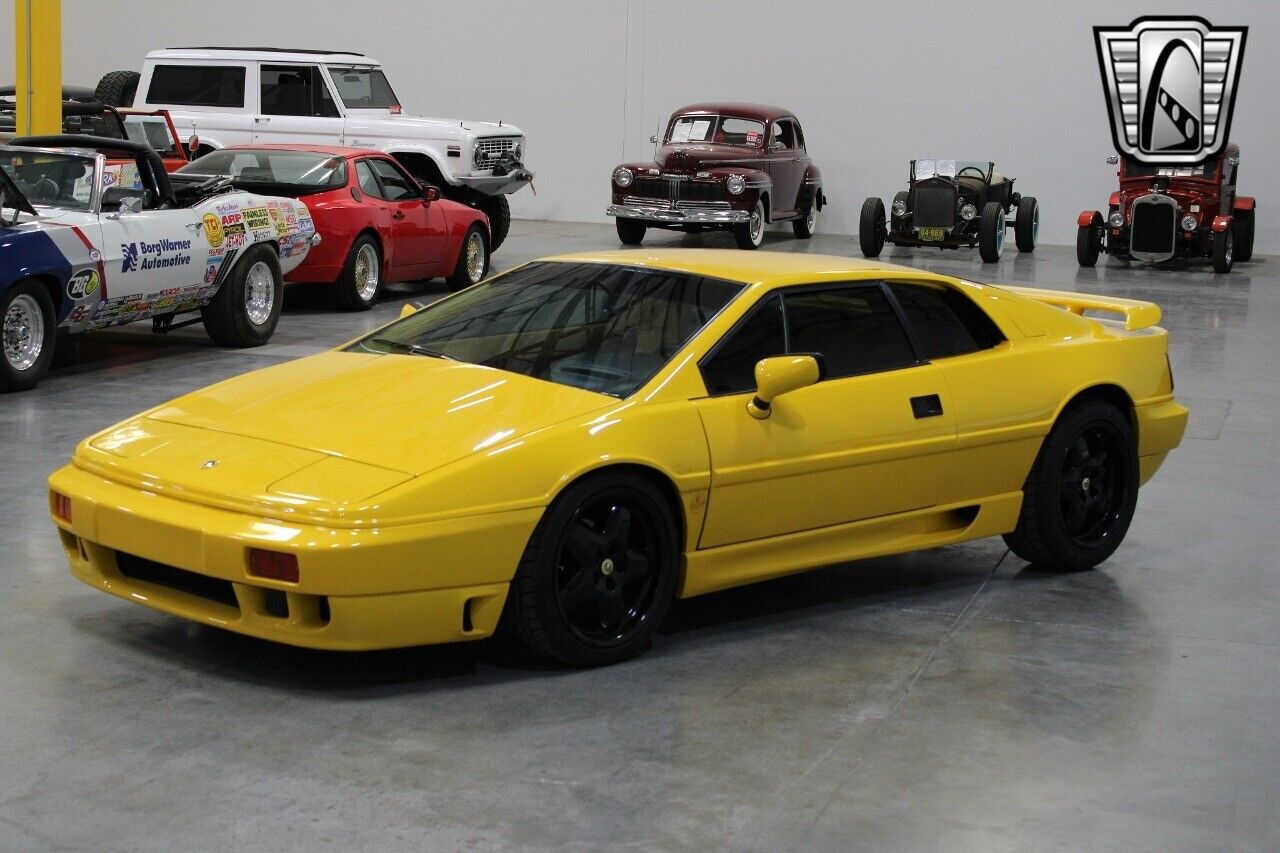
[606, 103, 825, 249]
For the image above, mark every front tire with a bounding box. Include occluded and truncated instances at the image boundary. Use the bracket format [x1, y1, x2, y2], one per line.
[201, 244, 282, 347]
[1077, 222, 1101, 267]
[734, 199, 766, 250]
[1212, 226, 1234, 273]
[445, 224, 489, 290]
[1003, 401, 1138, 571]
[333, 234, 382, 311]
[1014, 196, 1039, 253]
[616, 218, 647, 245]
[978, 201, 1005, 263]
[476, 195, 511, 251]
[503, 473, 680, 666]
[0, 279, 56, 393]
[859, 197, 886, 257]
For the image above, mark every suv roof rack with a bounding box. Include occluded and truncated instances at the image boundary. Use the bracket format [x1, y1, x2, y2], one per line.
[165, 46, 367, 56]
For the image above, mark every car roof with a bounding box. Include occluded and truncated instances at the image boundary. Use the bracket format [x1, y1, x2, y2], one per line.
[672, 103, 794, 122]
[148, 47, 376, 64]
[219, 143, 376, 159]
[536, 249, 933, 287]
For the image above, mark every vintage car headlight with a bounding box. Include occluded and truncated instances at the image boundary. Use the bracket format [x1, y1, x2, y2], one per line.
[959, 203, 977, 221]
[1180, 214, 1198, 231]
[726, 174, 746, 195]
[614, 167, 634, 188]
[892, 198, 907, 217]
[1108, 210, 1125, 228]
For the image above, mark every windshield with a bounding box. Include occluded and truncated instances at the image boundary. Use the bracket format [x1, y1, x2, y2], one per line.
[913, 159, 990, 179]
[1121, 157, 1217, 180]
[326, 65, 400, 109]
[179, 149, 346, 190]
[667, 115, 765, 147]
[349, 262, 743, 397]
[123, 114, 179, 157]
[0, 150, 97, 211]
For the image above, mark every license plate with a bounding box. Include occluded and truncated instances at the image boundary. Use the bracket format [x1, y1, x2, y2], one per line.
[917, 227, 946, 242]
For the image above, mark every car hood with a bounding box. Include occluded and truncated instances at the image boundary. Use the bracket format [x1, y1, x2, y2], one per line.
[342, 111, 524, 140]
[142, 351, 614, 477]
[655, 143, 768, 173]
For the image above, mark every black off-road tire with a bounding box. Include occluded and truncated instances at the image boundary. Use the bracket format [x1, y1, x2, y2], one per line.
[1015, 195, 1039, 253]
[859, 197, 886, 257]
[1212, 226, 1234, 273]
[1077, 222, 1101, 267]
[1235, 209, 1255, 262]
[978, 201, 1005, 263]
[201, 244, 283, 347]
[94, 70, 141, 107]
[1003, 401, 1138, 571]
[477, 195, 511, 251]
[502, 473, 680, 666]
[333, 234, 381, 311]
[0, 279, 56, 393]
[616, 218, 647, 245]
[445, 224, 490, 290]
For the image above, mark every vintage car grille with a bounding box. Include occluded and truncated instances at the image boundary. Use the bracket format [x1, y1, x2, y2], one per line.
[630, 177, 722, 204]
[911, 181, 957, 229]
[475, 137, 521, 156]
[675, 200, 730, 210]
[1129, 194, 1177, 258]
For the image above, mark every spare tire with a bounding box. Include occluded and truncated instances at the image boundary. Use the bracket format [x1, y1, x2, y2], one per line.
[94, 70, 141, 107]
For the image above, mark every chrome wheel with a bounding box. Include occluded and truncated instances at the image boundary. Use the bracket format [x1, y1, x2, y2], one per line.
[805, 205, 818, 233]
[749, 201, 765, 245]
[3, 294, 44, 372]
[464, 231, 485, 283]
[243, 261, 275, 326]
[1224, 229, 1234, 265]
[1031, 205, 1040, 243]
[995, 218, 1005, 256]
[354, 243, 380, 302]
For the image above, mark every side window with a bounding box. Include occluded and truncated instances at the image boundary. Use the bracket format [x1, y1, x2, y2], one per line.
[887, 282, 1004, 359]
[367, 158, 420, 201]
[785, 286, 916, 379]
[146, 64, 245, 107]
[260, 65, 339, 118]
[354, 160, 382, 197]
[791, 120, 806, 150]
[699, 296, 786, 395]
[771, 120, 797, 150]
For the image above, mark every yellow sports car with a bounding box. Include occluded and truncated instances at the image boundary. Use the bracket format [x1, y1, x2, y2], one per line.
[49, 250, 1188, 665]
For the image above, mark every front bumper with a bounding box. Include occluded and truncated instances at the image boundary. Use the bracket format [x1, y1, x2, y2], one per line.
[453, 168, 534, 196]
[606, 203, 750, 225]
[49, 463, 543, 650]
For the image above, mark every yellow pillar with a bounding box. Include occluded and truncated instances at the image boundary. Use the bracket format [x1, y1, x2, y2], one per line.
[14, 0, 61, 136]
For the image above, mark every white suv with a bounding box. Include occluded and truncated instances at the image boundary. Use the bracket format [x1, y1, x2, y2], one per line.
[96, 47, 532, 249]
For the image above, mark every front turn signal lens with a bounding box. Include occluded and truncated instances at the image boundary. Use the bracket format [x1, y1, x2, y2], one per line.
[52, 492, 72, 523]
[248, 548, 299, 583]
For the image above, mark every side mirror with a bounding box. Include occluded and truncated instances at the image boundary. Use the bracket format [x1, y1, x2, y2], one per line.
[187, 134, 200, 157]
[746, 355, 823, 419]
[1106, 154, 1119, 165]
[649, 134, 658, 144]
[399, 303, 417, 319]
[118, 194, 145, 214]
[418, 180, 440, 203]
[1226, 156, 1239, 167]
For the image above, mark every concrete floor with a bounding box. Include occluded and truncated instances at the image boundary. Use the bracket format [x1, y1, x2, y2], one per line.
[2, 220, 1277, 851]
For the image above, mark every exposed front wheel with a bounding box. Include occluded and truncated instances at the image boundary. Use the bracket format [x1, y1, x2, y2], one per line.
[978, 201, 1005, 263]
[445, 225, 490, 290]
[201, 244, 283, 347]
[616, 217, 647, 245]
[1003, 401, 1138, 571]
[1076, 222, 1101, 267]
[1212, 226, 1234, 273]
[859, 197, 886, 257]
[333, 234, 382, 311]
[1015, 195, 1039, 253]
[0, 280, 56, 393]
[734, 199, 766, 250]
[503, 473, 680, 666]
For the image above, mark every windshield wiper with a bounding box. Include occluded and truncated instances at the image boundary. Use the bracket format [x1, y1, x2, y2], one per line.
[368, 337, 458, 360]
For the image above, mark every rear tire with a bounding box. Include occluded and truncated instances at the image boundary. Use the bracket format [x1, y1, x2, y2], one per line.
[333, 234, 381, 311]
[94, 70, 141, 107]
[476, 195, 511, 251]
[0, 279, 56, 393]
[445, 224, 489, 290]
[1014, 196, 1039, 252]
[1077, 222, 1101, 267]
[502, 473, 679, 666]
[201, 244, 282, 347]
[792, 194, 818, 238]
[1212, 226, 1234, 273]
[978, 201, 1005, 263]
[859, 197, 886, 257]
[1003, 401, 1138, 571]
[616, 218, 647, 245]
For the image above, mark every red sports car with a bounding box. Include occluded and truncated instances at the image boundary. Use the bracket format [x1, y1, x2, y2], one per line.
[177, 146, 491, 310]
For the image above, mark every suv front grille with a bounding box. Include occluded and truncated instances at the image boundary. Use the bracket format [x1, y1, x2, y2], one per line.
[912, 182, 957, 229]
[1130, 194, 1177, 258]
[475, 137, 520, 157]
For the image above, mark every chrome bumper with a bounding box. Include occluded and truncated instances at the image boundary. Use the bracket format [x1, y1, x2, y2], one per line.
[606, 204, 750, 224]
[454, 168, 535, 196]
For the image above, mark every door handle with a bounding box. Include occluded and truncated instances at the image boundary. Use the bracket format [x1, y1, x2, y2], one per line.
[910, 394, 944, 419]
[392, 210, 406, 221]
[255, 117, 270, 124]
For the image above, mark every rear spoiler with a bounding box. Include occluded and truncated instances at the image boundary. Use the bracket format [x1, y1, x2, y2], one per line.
[999, 285, 1162, 331]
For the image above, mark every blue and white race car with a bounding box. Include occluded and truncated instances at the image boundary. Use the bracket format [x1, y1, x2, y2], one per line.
[0, 135, 319, 391]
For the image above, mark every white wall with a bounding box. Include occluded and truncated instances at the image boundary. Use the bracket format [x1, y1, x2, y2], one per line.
[5, 0, 1278, 247]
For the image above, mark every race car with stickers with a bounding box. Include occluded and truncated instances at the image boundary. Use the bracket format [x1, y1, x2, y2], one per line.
[0, 134, 319, 392]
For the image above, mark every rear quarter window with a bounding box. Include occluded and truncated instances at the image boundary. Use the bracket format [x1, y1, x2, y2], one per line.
[888, 282, 1004, 359]
[147, 65, 246, 108]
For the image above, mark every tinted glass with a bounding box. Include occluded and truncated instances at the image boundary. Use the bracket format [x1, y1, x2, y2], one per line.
[888, 283, 1004, 359]
[350, 262, 741, 397]
[354, 159, 381, 196]
[327, 66, 399, 109]
[786, 287, 915, 378]
[699, 296, 786, 395]
[368, 158, 418, 200]
[147, 65, 245, 107]
[260, 65, 339, 118]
